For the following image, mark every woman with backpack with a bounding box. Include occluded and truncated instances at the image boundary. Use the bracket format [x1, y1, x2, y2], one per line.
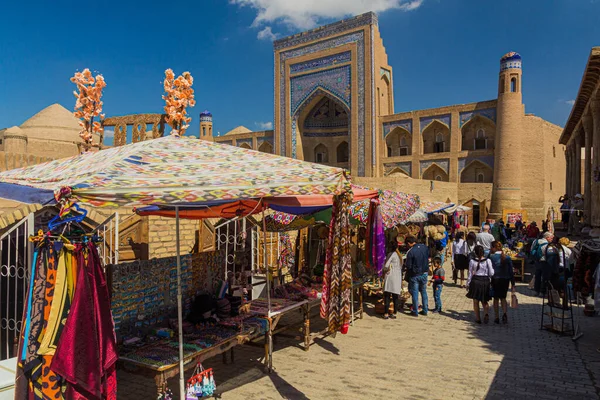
[489, 241, 515, 324]
[466, 245, 495, 324]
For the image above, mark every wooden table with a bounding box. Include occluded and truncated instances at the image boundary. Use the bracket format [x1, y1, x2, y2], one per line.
[119, 335, 246, 396]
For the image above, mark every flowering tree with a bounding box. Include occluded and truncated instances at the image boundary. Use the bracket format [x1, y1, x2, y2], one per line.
[162, 69, 196, 135]
[71, 69, 106, 151]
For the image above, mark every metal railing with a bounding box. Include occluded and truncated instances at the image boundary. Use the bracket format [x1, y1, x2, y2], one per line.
[0, 213, 34, 361]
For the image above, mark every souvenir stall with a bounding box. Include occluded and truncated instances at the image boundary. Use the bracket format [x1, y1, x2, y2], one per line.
[260, 185, 420, 342]
[0, 136, 355, 400]
[571, 238, 600, 316]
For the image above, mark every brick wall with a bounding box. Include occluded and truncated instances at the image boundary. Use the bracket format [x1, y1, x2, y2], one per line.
[0, 151, 55, 171]
[148, 216, 200, 258]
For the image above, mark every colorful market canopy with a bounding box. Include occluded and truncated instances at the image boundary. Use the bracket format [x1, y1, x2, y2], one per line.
[443, 204, 471, 214]
[264, 185, 420, 231]
[406, 210, 428, 223]
[350, 186, 420, 228]
[419, 201, 455, 214]
[0, 136, 351, 208]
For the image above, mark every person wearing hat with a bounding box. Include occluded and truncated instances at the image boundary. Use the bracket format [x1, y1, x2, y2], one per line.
[568, 194, 584, 235]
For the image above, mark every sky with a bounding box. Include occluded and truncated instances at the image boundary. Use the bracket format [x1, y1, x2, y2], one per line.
[1, 0, 599, 145]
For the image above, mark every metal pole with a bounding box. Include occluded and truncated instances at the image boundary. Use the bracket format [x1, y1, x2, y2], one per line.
[262, 209, 271, 314]
[176, 206, 185, 399]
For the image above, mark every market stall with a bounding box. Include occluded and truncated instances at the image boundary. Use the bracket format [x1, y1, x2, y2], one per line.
[0, 135, 355, 399]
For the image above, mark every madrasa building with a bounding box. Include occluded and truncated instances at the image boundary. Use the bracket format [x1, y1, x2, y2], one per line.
[211, 12, 566, 226]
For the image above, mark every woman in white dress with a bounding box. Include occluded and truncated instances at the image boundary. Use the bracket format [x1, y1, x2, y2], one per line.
[382, 240, 403, 319]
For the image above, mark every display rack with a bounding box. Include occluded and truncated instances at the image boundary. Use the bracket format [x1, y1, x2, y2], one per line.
[540, 246, 574, 336]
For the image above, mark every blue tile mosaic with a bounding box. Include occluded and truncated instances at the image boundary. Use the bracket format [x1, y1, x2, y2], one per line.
[383, 119, 412, 137]
[304, 97, 349, 129]
[420, 115, 451, 133]
[303, 131, 349, 138]
[290, 51, 352, 74]
[459, 108, 497, 127]
[380, 68, 391, 81]
[274, 12, 376, 51]
[290, 66, 351, 115]
[458, 156, 495, 174]
[236, 138, 253, 147]
[420, 159, 450, 176]
[278, 31, 366, 175]
[384, 162, 412, 176]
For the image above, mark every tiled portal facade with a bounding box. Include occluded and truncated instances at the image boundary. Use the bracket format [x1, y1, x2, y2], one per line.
[210, 12, 566, 224]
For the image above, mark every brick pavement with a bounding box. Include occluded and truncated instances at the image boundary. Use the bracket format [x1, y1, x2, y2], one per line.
[118, 267, 600, 399]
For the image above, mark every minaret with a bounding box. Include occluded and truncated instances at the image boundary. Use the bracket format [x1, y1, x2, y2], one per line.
[199, 110, 213, 142]
[489, 52, 524, 220]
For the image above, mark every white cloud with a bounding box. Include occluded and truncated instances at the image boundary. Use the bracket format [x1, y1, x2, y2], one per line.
[231, 0, 424, 31]
[103, 128, 115, 138]
[255, 121, 273, 130]
[565, 99, 576, 106]
[257, 26, 279, 41]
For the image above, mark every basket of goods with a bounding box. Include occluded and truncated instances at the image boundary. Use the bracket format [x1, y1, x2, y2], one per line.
[397, 225, 410, 235]
[407, 225, 420, 236]
[374, 299, 396, 315]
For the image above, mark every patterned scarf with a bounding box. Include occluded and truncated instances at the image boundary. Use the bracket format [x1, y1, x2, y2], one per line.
[320, 192, 352, 333]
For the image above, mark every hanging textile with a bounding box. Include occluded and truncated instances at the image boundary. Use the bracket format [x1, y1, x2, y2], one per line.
[320, 192, 352, 333]
[371, 205, 386, 276]
[51, 242, 118, 399]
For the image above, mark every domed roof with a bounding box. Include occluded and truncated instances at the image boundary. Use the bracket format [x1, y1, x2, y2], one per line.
[1, 126, 26, 137]
[200, 110, 212, 117]
[501, 52, 521, 62]
[20, 103, 83, 142]
[224, 126, 252, 136]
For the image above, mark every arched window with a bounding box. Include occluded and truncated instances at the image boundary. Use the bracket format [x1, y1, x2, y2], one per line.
[337, 141, 349, 163]
[202, 127, 206, 136]
[434, 132, 444, 153]
[435, 175, 442, 181]
[511, 77, 517, 93]
[399, 136, 409, 156]
[314, 144, 328, 163]
[477, 173, 485, 183]
[475, 128, 487, 150]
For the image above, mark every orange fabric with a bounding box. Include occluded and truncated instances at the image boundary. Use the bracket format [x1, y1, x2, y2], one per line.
[136, 200, 266, 219]
[265, 188, 377, 208]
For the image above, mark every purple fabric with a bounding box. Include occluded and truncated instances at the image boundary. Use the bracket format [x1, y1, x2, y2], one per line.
[372, 206, 386, 276]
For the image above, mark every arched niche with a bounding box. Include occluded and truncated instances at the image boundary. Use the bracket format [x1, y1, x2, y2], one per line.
[296, 88, 350, 166]
[422, 120, 450, 154]
[461, 115, 496, 151]
[460, 160, 493, 183]
[422, 164, 449, 181]
[313, 143, 329, 163]
[385, 127, 411, 157]
[386, 167, 411, 178]
[258, 141, 273, 153]
[337, 141, 349, 163]
[238, 142, 252, 150]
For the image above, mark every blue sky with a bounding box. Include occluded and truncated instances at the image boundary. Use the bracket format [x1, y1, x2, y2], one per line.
[0, 0, 599, 145]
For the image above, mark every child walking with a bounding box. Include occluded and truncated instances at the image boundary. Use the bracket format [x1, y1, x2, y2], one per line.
[429, 256, 445, 312]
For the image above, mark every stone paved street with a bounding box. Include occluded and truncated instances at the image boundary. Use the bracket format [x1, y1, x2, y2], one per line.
[119, 267, 600, 400]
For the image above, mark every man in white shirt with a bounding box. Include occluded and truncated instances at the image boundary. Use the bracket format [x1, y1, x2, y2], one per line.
[476, 224, 495, 256]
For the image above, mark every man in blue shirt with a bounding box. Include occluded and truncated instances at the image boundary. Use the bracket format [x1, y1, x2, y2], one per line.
[404, 236, 430, 316]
